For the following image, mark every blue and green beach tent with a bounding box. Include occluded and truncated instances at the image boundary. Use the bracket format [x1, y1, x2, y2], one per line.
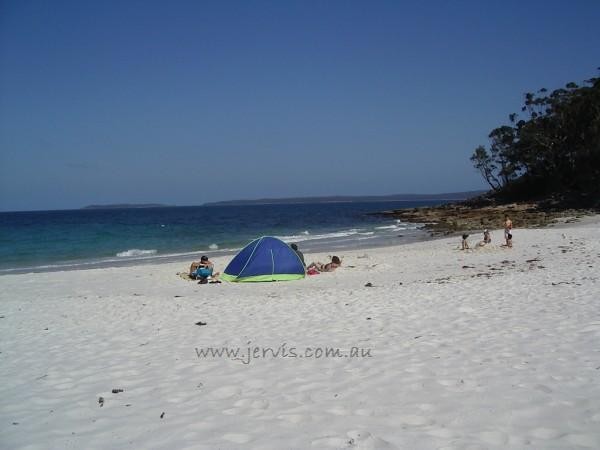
[221, 236, 305, 282]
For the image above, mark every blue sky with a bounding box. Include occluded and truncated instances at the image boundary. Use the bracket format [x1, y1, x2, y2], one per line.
[1, 0, 599, 211]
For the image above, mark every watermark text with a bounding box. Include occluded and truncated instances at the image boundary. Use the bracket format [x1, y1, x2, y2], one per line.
[195, 342, 372, 364]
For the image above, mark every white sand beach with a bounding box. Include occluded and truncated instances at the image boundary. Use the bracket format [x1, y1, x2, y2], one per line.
[1, 218, 600, 449]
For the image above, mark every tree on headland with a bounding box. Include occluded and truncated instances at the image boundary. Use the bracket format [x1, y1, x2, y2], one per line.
[471, 145, 501, 190]
[471, 68, 600, 205]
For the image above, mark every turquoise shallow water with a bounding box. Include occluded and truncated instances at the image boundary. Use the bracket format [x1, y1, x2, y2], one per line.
[0, 201, 445, 273]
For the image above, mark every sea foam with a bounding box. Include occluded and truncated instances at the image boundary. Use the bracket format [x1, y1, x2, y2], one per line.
[116, 249, 158, 258]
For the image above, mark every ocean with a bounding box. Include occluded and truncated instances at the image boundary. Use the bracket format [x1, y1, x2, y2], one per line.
[0, 201, 446, 274]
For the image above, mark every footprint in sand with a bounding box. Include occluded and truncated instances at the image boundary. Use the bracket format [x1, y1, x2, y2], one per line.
[427, 428, 456, 438]
[51, 381, 77, 390]
[233, 397, 269, 410]
[346, 430, 396, 449]
[534, 384, 553, 394]
[416, 403, 436, 412]
[277, 413, 305, 424]
[326, 406, 351, 416]
[233, 398, 253, 407]
[211, 385, 241, 399]
[222, 433, 252, 444]
[310, 436, 349, 448]
[436, 379, 460, 386]
[243, 379, 267, 389]
[479, 430, 508, 445]
[221, 408, 242, 415]
[565, 433, 600, 447]
[297, 382, 326, 392]
[251, 399, 269, 409]
[396, 414, 432, 426]
[529, 427, 563, 439]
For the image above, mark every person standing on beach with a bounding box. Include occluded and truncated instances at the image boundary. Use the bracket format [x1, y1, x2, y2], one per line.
[504, 215, 513, 247]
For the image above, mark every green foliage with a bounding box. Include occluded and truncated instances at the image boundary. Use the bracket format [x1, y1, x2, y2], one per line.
[471, 69, 600, 203]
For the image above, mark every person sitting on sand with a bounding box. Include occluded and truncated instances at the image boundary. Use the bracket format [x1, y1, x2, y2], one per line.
[189, 255, 220, 283]
[461, 234, 470, 250]
[476, 229, 491, 248]
[306, 255, 342, 273]
[290, 243, 305, 266]
[483, 229, 491, 244]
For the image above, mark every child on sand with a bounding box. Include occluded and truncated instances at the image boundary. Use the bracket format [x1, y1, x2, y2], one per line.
[504, 215, 513, 247]
[461, 234, 470, 250]
[477, 229, 491, 247]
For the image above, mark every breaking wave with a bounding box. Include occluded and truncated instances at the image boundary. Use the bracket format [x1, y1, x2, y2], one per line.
[116, 249, 158, 258]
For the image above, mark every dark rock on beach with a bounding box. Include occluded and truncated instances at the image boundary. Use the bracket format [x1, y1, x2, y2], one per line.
[373, 200, 597, 235]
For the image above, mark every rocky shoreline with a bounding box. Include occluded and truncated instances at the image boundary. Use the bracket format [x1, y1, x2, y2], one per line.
[374, 201, 597, 236]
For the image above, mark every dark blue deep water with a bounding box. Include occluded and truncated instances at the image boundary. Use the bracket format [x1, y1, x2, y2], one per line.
[0, 201, 445, 273]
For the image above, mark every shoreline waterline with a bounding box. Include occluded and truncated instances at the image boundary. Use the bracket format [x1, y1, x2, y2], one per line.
[0, 226, 432, 275]
[1, 201, 443, 275]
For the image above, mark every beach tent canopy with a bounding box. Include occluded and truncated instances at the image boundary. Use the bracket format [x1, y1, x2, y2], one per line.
[221, 236, 305, 282]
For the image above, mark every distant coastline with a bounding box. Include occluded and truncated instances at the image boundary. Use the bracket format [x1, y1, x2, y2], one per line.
[203, 191, 485, 206]
[81, 203, 171, 210]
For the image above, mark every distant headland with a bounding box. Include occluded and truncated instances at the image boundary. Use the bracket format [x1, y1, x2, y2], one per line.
[81, 203, 171, 210]
[203, 191, 485, 206]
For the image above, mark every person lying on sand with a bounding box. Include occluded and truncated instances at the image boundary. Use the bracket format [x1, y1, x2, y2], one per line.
[306, 255, 342, 273]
